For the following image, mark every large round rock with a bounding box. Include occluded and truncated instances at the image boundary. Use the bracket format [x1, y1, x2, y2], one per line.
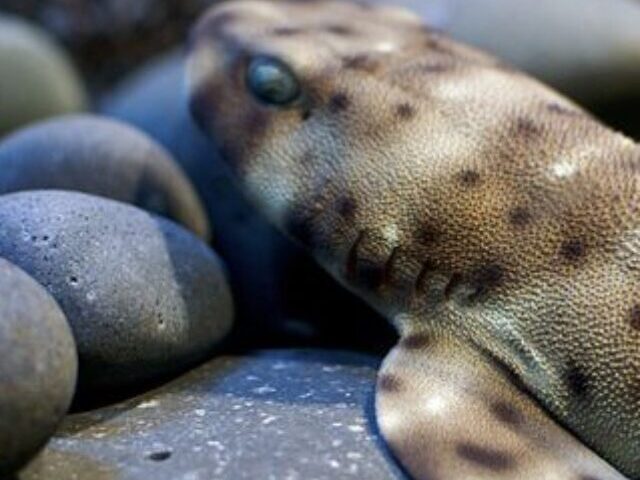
[0, 115, 210, 239]
[0, 14, 86, 136]
[0, 258, 77, 476]
[0, 190, 234, 393]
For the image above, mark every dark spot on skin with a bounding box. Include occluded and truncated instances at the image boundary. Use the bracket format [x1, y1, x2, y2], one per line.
[515, 117, 543, 138]
[547, 102, 581, 116]
[419, 62, 450, 73]
[414, 259, 437, 292]
[342, 54, 380, 73]
[354, 1, 373, 10]
[273, 26, 302, 36]
[565, 364, 590, 398]
[378, 373, 402, 392]
[579, 475, 602, 480]
[456, 443, 516, 471]
[417, 224, 439, 244]
[329, 92, 350, 112]
[491, 401, 524, 428]
[285, 209, 316, 247]
[336, 197, 357, 219]
[444, 272, 464, 300]
[300, 108, 312, 121]
[508, 206, 532, 227]
[396, 103, 416, 120]
[468, 264, 504, 301]
[560, 238, 587, 262]
[629, 305, 640, 331]
[326, 24, 353, 35]
[400, 333, 430, 350]
[457, 169, 481, 187]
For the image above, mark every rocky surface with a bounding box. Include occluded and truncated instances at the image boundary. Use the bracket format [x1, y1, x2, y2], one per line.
[101, 50, 395, 354]
[0, 115, 210, 239]
[0, 258, 77, 475]
[0, 13, 86, 136]
[19, 350, 406, 480]
[0, 190, 233, 394]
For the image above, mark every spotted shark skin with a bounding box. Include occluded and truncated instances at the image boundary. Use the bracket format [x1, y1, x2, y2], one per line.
[186, 1, 640, 478]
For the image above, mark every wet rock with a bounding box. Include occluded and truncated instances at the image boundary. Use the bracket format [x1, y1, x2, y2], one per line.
[0, 258, 77, 476]
[20, 350, 406, 480]
[0, 13, 86, 136]
[0, 190, 233, 394]
[0, 114, 210, 239]
[101, 50, 395, 354]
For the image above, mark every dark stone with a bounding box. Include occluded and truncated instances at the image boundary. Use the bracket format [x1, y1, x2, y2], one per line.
[0, 114, 209, 240]
[0, 258, 77, 476]
[0, 190, 233, 394]
[20, 350, 407, 480]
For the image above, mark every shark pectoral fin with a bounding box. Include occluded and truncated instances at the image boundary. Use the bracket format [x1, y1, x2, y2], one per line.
[376, 333, 627, 480]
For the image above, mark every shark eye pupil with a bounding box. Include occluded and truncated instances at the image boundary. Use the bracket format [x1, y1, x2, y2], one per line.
[246, 56, 300, 106]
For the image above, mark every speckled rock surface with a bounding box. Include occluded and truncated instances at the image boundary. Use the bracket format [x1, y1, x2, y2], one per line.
[19, 350, 406, 480]
[101, 50, 395, 354]
[0, 115, 210, 239]
[0, 258, 77, 476]
[0, 190, 233, 393]
[0, 13, 86, 136]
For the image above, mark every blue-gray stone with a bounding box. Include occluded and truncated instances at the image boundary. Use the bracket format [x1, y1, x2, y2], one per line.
[20, 350, 406, 480]
[0, 258, 77, 476]
[0, 115, 210, 240]
[0, 190, 233, 394]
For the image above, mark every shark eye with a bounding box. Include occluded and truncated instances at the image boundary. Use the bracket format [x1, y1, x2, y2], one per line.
[246, 56, 300, 106]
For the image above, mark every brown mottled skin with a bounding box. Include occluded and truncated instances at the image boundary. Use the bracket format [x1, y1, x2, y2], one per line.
[188, 1, 640, 478]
